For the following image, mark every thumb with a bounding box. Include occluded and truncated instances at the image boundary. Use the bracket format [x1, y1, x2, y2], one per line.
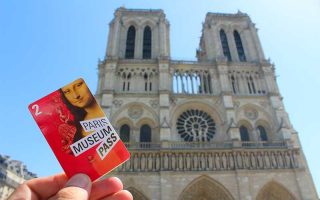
[51, 174, 92, 200]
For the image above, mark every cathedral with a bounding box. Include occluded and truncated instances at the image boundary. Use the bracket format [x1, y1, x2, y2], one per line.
[96, 7, 318, 200]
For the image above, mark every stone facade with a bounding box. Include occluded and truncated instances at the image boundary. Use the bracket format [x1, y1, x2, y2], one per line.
[0, 154, 36, 200]
[97, 7, 319, 200]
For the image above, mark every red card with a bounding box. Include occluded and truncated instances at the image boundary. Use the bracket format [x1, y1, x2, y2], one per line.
[29, 78, 130, 181]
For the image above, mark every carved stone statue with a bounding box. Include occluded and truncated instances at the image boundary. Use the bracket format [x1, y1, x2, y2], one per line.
[221, 153, 227, 169]
[163, 153, 169, 170]
[155, 153, 160, 171]
[147, 153, 153, 171]
[271, 152, 277, 168]
[200, 153, 206, 170]
[134, 154, 139, 171]
[207, 153, 213, 170]
[229, 152, 234, 169]
[277, 152, 284, 168]
[250, 152, 256, 169]
[214, 153, 220, 170]
[264, 152, 270, 169]
[178, 153, 184, 170]
[186, 153, 191, 170]
[141, 153, 146, 171]
[236, 152, 243, 169]
[193, 153, 198, 170]
[284, 152, 291, 168]
[171, 153, 176, 170]
[125, 157, 131, 171]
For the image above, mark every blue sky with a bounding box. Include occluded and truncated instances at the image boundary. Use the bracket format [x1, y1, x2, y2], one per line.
[0, 0, 319, 196]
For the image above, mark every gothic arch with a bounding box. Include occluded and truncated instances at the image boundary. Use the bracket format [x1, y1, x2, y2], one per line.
[111, 102, 159, 127]
[125, 25, 136, 59]
[140, 19, 156, 30]
[256, 181, 297, 200]
[233, 30, 246, 62]
[237, 119, 252, 141]
[123, 20, 139, 29]
[136, 117, 158, 143]
[178, 176, 234, 200]
[115, 117, 134, 130]
[115, 117, 133, 143]
[219, 28, 232, 61]
[231, 27, 245, 34]
[255, 119, 272, 141]
[236, 103, 274, 127]
[143, 25, 152, 59]
[127, 187, 149, 200]
[217, 24, 231, 33]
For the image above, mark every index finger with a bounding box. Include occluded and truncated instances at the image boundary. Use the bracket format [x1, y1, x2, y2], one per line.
[26, 173, 68, 199]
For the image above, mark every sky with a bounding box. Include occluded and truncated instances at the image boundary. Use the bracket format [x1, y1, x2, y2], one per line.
[0, 0, 319, 196]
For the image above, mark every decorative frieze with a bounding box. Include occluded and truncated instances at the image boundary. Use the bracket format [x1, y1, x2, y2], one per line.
[115, 148, 300, 172]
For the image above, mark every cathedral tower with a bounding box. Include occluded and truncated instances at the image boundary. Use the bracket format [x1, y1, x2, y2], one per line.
[97, 8, 318, 200]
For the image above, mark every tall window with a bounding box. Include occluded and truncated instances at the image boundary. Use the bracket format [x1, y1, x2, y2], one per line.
[120, 124, 130, 142]
[144, 73, 152, 91]
[143, 26, 152, 59]
[234, 31, 246, 62]
[220, 29, 232, 61]
[246, 75, 256, 94]
[231, 75, 238, 94]
[122, 73, 131, 91]
[240, 126, 250, 141]
[257, 126, 268, 142]
[140, 124, 151, 143]
[125, 26, 136, 59]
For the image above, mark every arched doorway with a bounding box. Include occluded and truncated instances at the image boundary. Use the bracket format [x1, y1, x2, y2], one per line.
[178, 176, 234, 200]
[256, 181, 296, 200]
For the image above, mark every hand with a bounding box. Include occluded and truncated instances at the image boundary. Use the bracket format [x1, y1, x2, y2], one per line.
[8, 173, 133, 200]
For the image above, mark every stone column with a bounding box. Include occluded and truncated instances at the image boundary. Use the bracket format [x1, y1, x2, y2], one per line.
[101, 61, 117, 118]
[249, 23, 265, 61]
[159, 59, 171, 141]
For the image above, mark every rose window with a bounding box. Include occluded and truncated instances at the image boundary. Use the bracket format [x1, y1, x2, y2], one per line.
[176, 109, 216, 142]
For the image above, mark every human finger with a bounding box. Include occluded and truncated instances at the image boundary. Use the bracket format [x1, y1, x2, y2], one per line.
[89, 177, 123, 200]
[100, 190, 133, 200]
[49, 173, 91, 200]
[8, 173, 68, 200]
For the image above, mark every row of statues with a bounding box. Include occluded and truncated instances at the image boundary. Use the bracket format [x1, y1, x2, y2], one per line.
[117, 149, 300, 172]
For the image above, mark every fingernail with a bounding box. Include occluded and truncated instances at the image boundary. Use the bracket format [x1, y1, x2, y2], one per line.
[65, 174, 91, 190]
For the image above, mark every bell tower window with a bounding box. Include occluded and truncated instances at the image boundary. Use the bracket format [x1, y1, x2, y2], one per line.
[234, 30, 246, 62]
[220, 29, 232, 61]
[125, 26, 136, 59]
[143, 26, 152, 59]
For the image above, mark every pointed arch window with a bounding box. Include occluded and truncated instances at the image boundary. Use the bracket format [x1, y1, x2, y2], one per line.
[240, 125, 250, 142]
[120, 124, 130, 143]
[231, 75, 238, 94]
[125, 26, 136, 59]
[122, 73, 131, 91]
[234, 30, 246, 62]
[140, 124, 151, 142]
[246, 75, 256, 94]
[143, 26, 152, 59]
[257, 125, 268, 142]
[220, 29, 232, 61]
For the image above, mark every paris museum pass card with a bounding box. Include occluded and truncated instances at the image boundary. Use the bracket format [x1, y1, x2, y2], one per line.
[28, 78, 130, 181]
